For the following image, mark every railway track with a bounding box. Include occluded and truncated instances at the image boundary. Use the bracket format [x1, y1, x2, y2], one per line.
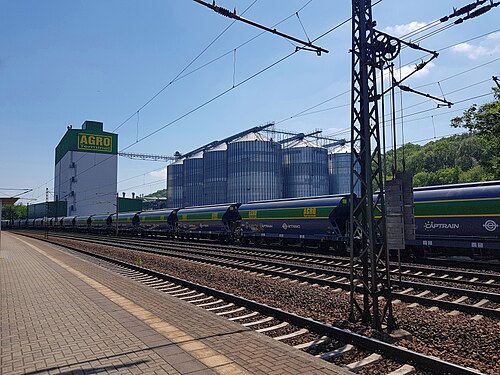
[31, 233, 485, 375]
[28, 231, 500, 289]
[17, 231, 500, 320]
[143, 238, 500, 290]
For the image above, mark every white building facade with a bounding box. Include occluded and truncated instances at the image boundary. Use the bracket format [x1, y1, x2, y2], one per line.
[54, 121, 118, 216]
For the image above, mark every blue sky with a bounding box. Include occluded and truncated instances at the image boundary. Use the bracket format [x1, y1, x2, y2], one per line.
[1, 0, 499, 203]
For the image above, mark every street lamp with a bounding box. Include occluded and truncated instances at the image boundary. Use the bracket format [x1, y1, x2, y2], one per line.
[116, 192, 119, 236]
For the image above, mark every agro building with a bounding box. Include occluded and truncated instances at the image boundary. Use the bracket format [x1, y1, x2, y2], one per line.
[54, 121, 118, 216]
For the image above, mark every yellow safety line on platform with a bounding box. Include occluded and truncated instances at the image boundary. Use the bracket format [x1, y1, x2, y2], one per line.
[13, 234, 250, 375]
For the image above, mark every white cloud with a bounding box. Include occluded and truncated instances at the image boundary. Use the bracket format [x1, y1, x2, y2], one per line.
[397, 61, 435, 79]
[383, 21, 427, 37]
[148, 167, 167, 179]
[452, 33, 500, 59]
[487, 31, 500, 41]
[381, 62, 435, 84]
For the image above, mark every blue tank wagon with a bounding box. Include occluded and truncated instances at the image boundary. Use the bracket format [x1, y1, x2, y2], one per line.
[176, 203, 241, 240]
[61, 216, 76, 231]
[238, 195, 350, 248]
[75, 215, 93, 231]
[411, 181, 500, 258]
[89, 214, 112, 233]
[110, 212, 141, 234]
[138, 209, 179, 237]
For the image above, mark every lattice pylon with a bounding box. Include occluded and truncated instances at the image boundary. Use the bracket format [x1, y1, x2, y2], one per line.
[348, 0, 396, 331]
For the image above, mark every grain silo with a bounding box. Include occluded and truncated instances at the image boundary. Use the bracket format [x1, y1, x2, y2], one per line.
[329, 145, 360, 195]
[283, 139, 329, 198]
[167, 159, 184, 208]
[203, 143, 227, 205]
[227, 133, 283, 203]
[183, 152, 204, 207]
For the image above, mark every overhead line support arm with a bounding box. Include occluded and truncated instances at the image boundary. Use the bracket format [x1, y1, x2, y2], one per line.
[192, 0, 329, 55]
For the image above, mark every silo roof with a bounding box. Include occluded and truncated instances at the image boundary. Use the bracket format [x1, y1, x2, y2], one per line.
[287, 139, 323, 149]
[188, 151, 204, 159]
[331, 144, 351, 153]
[231, 132, 269, 142]
[171, 158, 184, 165]
[207, 142, 228, 151]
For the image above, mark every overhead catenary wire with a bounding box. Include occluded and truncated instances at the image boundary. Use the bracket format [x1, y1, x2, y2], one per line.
[397, 77, 494, 114]
[314, 91, 495, 140]
[402, 28, 500, 68]
[56, 75, 497, 205]
[118, 8, 362, 150]
[310, 0, 383, 43]
[125, 50, 299, 151]
[112, 0, 260, 133]
[26, 0, 263, 202]
[28, 61, 497, 204]
[35, 5, 496, 199]
[276, 51, 500, 128]
[279, 75, 496, 126]
[74, 179, 167, 210]
[398, 20, 442, 41]
[23, 2, 500, 203]
[414, 56, 500, 89]
[26, 0, 320, 202]
[192, 0, 328, 54]
[296, 12, 311, 42]
[397, 1, 499, 49]
[394, 0, 492, 42]
[174, 0, 315, 83]
[407, 23, 456, 45]
[36, 13, 349, 203]
[26, 0, 319, 198]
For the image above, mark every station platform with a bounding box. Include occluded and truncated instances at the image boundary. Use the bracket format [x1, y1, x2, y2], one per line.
[0, 232, 351, 375]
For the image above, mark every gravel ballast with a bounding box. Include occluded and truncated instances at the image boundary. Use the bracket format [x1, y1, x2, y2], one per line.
[42, 236, 500, 374]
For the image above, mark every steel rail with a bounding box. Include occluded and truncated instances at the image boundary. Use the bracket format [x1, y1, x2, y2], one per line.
[42, 232, 500, 303]
[30, 234, 483, 375]
[23, 232, 500, 318]
[37, 231, 500, 285]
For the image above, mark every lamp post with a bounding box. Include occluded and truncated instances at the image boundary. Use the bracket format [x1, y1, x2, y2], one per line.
[115, 192, 119, 236]
[55, 195, 59, 230]
[45, 187, 49, 239]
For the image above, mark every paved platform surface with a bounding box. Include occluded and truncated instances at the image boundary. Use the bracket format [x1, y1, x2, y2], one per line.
[0, 232, 352, 375]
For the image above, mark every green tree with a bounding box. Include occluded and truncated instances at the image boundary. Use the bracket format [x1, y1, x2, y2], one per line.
[451, 87, 500, 178]
[1, 204, 27, 221]
[384, 132, 494, 187]
[413, 171, 430, 187]
[455, 135, 490, 171]
[145, 189, 167, 198]
[458, 164, 493, 183]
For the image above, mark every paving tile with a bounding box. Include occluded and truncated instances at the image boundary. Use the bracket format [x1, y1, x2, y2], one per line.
[1, 233, 351, 375]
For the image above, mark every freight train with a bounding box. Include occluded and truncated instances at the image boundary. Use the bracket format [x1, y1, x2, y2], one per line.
[6, 181, 500, 259]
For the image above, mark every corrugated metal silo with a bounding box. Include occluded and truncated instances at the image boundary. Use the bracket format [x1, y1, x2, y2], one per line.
[227, 133, 283, 203]
[167, 159, 184, 208]
[329, 147, 360, 195]
[183, 152, 204, 207]
[203, 143, 227, 205]
[283, 139, 329, 198]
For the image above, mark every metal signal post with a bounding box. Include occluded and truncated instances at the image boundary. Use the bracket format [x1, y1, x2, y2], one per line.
[349, 0, 396, 331]
[45, 187, 49, 239]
